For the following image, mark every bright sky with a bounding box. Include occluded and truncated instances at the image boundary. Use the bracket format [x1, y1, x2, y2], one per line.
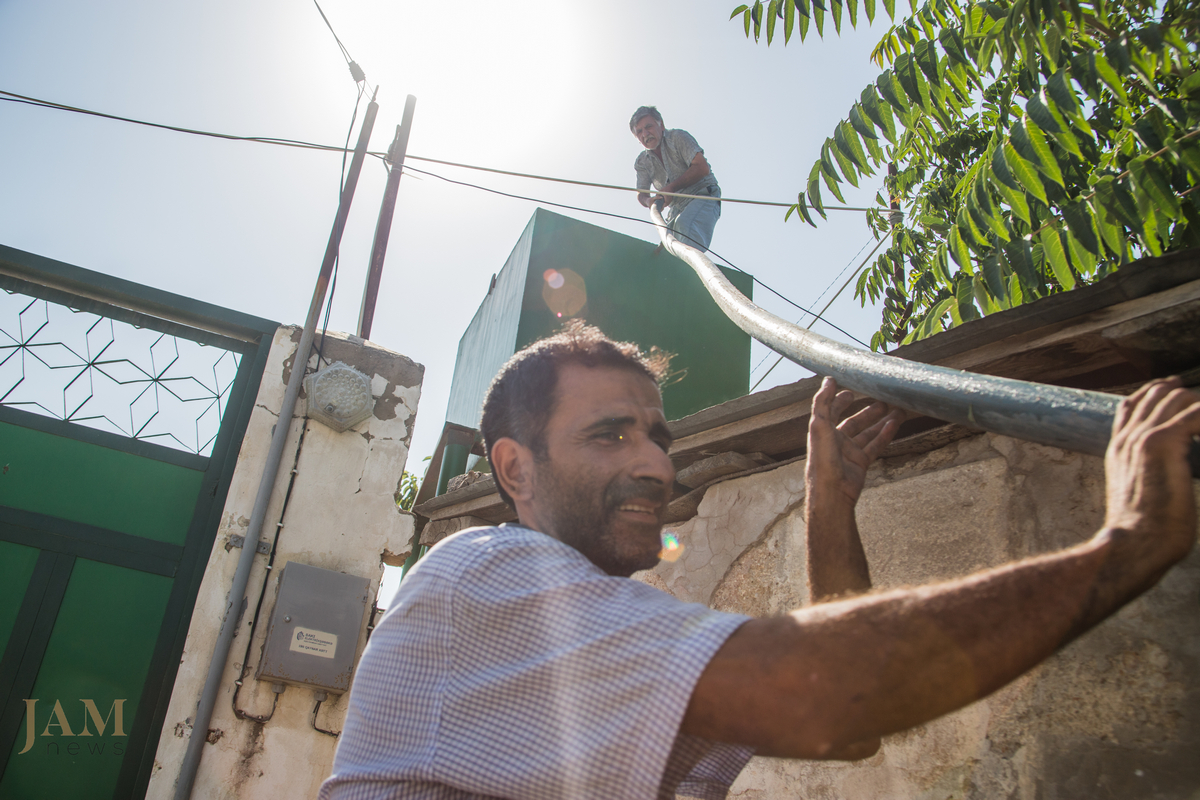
[0, 0, 891, 476]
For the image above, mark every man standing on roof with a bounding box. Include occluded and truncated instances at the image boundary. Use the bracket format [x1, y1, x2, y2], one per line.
[631, 106, 722, 252]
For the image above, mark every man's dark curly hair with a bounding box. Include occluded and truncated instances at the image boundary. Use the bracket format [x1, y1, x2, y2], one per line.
[481, 321, 670, 507]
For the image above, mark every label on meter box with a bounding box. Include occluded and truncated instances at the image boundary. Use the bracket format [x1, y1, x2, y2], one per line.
[290, 627, 338, 659]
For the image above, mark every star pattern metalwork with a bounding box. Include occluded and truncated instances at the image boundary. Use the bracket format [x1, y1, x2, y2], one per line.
[0, 289, 242, 456]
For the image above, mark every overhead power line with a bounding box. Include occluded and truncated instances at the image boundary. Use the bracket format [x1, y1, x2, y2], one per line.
[0, 87, 874, 346]
[403, 163, 871, 348]
[0, 88, 889, 214]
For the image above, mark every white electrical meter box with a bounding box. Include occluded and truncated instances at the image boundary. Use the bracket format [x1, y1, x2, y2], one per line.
[256, 562, 371, 693]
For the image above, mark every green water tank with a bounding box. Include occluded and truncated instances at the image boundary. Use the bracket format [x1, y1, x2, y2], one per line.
[445, 208, 752, 431]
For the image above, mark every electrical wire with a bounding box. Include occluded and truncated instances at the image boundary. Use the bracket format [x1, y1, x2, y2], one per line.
[0, 89, 888, 215]
[402, 154, 883, 212]
[0, 89, 344, 152]
[400, 163, 871, 347]
[312, 0, 374, 97]
[2, 85, 875, 345]
[749, 233, 891, 392]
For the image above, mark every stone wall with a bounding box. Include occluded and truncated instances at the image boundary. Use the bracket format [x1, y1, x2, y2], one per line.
[644, 433, 1200, 799]
[146, 326, 423, 800]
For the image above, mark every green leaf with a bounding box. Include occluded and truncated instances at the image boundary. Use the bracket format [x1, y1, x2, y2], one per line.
[949, 225, 972, 268]
[846, 0, 858, 28]
[849, 104, 877, 140]
[995, 179, 1032, 226]
[956, 206, 989, 251]
[1062, 200, 1101, 255]
[883, 0, 895, 21]
[1003, 237, 1040, 297]
[1047, 70, 1080, 119]
[1093, 175, 1141, 230]
[1025, 94, 1062, 134]
[820, 150, 848, 200]
[915, 39, 941, 87]
[876, 71, 910, 119]
[1019, 119, 1066, 187]
[835, 121, 871, 172]
[864, 131, 885, 162]
[1064, 228, 1097, 276]
[1104, 37, 1131, 76]
[1002, 142, 1048, 205]
[981, 251, 1009, 304]
[969, 273, 998, 314]
[766, 0, 779, 43]
[1168, 138, 1200, 180]
[893, 53, 933, 115]
[1092, 53, 1128, 104]
[784, 0, 796, 42]
[938, 27, 969, 67]
[1137, 21, 1163, 52]
[795, 191, 818, 226]
[1092, 201, 1125, 257]
[813, 0, 825, 35]
[730, 4, 749, 19]
[932, 243, 953, 287]
[944, 64, 972, 104]
[807, 162, 828, 218]
[972, 177, 1010, 240]
[990, 145, 1020, 189]
[956, 275, 981, 321]
[830, 0, 843, 34]
[1040, 228, 1075, 289]
[1129, 155, 1181, 218]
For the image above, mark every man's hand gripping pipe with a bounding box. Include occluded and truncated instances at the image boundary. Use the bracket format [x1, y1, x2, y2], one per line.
[647, 205, 1200, 475]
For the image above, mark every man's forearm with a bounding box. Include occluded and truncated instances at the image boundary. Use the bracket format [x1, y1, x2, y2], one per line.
[805, 492, 871, 602]
[685, 525, 1184, 758]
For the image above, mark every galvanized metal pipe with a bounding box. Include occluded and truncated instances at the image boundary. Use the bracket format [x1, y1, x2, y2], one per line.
[173, 98, 379, 800]
[650, 207, 1199, 471]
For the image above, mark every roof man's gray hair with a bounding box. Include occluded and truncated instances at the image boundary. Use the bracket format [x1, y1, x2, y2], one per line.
[629, 105, 663, 131]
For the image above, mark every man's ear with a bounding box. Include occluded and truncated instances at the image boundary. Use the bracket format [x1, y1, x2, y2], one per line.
[490, 437, 535, 503]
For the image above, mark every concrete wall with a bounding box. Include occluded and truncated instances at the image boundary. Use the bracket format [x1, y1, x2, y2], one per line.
[644, 433, 1200, 799]
[146, 326, 423, 800]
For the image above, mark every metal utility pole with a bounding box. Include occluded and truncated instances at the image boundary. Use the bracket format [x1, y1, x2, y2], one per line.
[358, 94, 417, 340]
[173, 91, 380, 800]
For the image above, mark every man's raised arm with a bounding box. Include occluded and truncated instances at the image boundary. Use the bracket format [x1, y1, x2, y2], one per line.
[682, 378, 1200, 759]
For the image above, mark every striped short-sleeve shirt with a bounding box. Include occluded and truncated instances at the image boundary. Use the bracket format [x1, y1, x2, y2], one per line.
[320, 524, 753, 800]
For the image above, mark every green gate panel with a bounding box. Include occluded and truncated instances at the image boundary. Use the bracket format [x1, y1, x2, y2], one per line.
[0, 421, 203, 545]
[0, 542, 40, 656]
[0, 558, 172, 800]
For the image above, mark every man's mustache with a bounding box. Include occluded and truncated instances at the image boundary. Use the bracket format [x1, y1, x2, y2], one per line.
[603, 481, 670, 516]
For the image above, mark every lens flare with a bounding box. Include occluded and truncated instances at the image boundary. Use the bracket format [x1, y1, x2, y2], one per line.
[659, 531, 684, 562]
[541, 267, 587, 319]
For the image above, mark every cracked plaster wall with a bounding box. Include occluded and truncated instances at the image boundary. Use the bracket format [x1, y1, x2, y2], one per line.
[640, 433, 1200, 800]
[146, 326, 423, 800]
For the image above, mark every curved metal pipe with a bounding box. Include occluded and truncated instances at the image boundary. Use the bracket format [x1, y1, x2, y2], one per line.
[650, 207, 1198, 471]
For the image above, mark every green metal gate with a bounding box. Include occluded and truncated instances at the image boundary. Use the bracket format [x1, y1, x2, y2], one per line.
[0, 245, 277, 799]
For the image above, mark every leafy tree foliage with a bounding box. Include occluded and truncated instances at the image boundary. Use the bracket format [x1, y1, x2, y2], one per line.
[732, 0, 1200, 350]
